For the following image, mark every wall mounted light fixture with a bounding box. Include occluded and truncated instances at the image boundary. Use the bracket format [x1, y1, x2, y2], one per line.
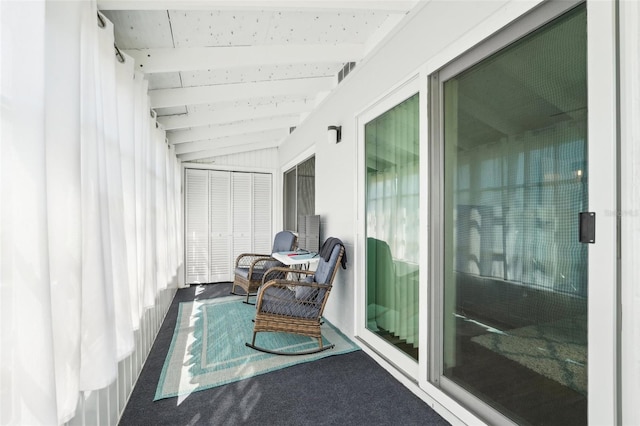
[327, 125, 342, 144]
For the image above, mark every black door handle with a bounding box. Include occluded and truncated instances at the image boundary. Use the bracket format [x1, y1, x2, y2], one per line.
[579, 212, 595, 244]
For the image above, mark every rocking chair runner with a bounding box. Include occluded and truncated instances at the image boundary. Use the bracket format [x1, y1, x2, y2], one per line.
[246, 241, 345, 355]
[231, 230, 297, 304]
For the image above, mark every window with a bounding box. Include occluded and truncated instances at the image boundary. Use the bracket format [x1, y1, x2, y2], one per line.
[365, 93, 419, 359]
[283, 156, 315, 232]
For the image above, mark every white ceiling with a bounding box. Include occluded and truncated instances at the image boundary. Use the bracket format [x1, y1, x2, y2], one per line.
[98, 0, 418, 162]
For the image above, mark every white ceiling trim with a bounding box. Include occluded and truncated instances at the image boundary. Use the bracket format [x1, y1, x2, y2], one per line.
[363, 13, 407, 56]
[168, 115, 300, 144]
[123, 44, 364, 73]
[174, 128, 288, 155]
[98, 1, 416, 13]
[178, 139, 281, 162]
[150, 77, 334, 108]
[158, 99, 312, 130]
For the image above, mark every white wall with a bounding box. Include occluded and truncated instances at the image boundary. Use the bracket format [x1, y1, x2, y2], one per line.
[276, 0, 520, 338]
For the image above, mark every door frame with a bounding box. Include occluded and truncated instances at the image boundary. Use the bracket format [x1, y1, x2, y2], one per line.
[427, 0, 618, 424]
[355, 74, 422, 378]
[585, 0, 618, 422]
[619, 1, 640, 424]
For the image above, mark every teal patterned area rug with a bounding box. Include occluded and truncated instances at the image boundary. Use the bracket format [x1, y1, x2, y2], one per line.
[155, 296, 359, 401]
[471, 316, 587, 395]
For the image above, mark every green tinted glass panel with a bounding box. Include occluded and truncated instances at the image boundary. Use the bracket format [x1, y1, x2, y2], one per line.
[365, 93, 419, 360]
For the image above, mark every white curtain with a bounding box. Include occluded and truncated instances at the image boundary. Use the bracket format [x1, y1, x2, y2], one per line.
[1, 2, 182, 424]
[45, 2, 83, 423]
[116, 49, 142, 330]
[1, 2, 58, 425]
[80, 3, 130, 387]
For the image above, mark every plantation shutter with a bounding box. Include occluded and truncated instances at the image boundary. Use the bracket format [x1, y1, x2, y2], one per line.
[253, 173, 272, 254]
[184, 169, 273, 284]
[185, 169, 209, 283]
[232, 173, 252, 266]
[209, 170, 231, 282]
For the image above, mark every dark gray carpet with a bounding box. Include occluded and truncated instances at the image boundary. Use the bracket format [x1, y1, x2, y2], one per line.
[119, 283, 450, 426]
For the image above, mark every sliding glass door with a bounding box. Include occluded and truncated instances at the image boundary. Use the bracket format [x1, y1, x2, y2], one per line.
[430, 2, 617, 424]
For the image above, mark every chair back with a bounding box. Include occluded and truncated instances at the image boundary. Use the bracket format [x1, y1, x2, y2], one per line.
[314, 244, 343, 285]
[271, 231, 297, 253]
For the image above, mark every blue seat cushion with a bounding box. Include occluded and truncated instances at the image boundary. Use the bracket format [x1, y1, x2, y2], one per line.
[272, 231, 297, 253]
[235, 266, 266, 282]
[294, 276, 326, 302]
[235, 260, 281, 282]
[261, 286, 320, 319]
[313, 244, 341, 284]
[292, 245, 339, 300]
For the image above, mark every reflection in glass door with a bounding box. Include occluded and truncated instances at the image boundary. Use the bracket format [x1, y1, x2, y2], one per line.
[365, 94, 420, 360]
[438, 5, 587, 425]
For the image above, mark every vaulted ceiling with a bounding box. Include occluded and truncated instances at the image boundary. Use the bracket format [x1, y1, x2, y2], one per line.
[98, 1, 419, 163]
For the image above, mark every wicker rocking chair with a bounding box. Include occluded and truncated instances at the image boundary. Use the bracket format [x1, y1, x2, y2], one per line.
[246, 240, 345, 355]
[231, 230, 297, 304]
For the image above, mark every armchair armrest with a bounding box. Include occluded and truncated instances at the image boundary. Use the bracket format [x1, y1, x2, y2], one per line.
[248, 256, 283, 273]
[256, 278, 331, 313]
[261, 267, 314, 284]
[235, 253, 272, 268]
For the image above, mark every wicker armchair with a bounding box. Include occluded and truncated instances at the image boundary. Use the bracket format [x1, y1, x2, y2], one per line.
[231, 230, 297, 304]
[246, 241, 345, 355]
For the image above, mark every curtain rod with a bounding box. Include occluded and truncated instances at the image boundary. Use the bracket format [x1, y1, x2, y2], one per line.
[95, 13, 161, 132]
[97, 12, 125, 64]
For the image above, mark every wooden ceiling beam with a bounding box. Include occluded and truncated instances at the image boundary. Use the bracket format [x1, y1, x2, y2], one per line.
[150, 77, 334, 108]
[158, 99, 312, 130]
[175, 129, 288, 155]
[168, 115, 300, 144]
[178, 139, 281, 162]
[123, 44, 364, 74]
